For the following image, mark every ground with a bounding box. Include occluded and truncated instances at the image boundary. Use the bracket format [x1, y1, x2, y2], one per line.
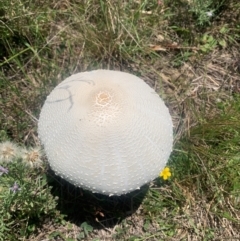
[0, 0, 240, 240]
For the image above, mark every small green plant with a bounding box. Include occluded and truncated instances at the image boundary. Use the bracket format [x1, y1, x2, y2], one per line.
[188, 0, 226, 26]
[79, 222, 94, 239]
[200, 34, 218, 52]
[199, 29, 231, 53]
[0, 141, 62, 240]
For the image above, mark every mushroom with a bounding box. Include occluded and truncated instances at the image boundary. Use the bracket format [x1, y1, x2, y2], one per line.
[38, 70, 173, 196]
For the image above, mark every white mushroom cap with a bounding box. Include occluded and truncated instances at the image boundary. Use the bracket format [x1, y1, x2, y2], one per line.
[38, 70, 173, 196]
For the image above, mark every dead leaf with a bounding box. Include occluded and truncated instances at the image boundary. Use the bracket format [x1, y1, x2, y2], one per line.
[149, 44, 167, 51]
[157, 34, 165, 42]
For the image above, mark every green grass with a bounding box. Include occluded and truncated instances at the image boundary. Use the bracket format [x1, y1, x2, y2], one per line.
[0, 0, 240, 240]
[140, 98, 240, 240]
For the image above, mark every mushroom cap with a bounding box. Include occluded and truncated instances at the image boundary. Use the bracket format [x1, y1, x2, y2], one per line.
[38, 70, 173, 196]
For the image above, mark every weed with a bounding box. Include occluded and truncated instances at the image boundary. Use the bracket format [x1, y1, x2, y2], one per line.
[0, 142, 62, 240]
[188, 0, 226, 26]
[0, 0, 239, 240]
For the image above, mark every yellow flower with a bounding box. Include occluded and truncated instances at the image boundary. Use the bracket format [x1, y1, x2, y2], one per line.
[160, 167, 171, 180]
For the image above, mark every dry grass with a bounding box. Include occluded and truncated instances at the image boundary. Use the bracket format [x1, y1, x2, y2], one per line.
[0, 0, 240, 240]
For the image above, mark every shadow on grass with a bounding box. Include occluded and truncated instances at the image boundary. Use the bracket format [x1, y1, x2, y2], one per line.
[46, 169, 148, 229]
